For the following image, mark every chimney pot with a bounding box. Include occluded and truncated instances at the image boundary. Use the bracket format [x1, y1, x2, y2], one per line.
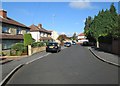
[0, 10, 7, 18]
[38, 24, 42, 28]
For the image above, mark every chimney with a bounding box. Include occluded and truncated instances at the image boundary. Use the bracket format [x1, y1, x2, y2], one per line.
[0, 10, 7, 18]
[38, 24, 42, 29]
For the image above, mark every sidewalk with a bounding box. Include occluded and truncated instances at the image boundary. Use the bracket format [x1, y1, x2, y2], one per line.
[89, 47, 120, 67]
[0, 55, 28, 65]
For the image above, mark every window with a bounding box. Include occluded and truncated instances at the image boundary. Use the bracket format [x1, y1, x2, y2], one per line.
[2, 40, 11, 50]
[2, 27, 9, 33]
[17, 28, 21, 34]
[26, 29, 29, 33]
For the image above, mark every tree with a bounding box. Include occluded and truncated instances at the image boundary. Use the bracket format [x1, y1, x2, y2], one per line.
[84, 3, 119, 48]
[110, 3, 116, 14]
[109, 3, 119, 38]
[24, 33, 33, 46]
[71, 32, 77, 40]
[57, 34, 68, 43]
[112, 15, 120, 39]
[84, 16, 95, 43]
[84, 16, 93, 30]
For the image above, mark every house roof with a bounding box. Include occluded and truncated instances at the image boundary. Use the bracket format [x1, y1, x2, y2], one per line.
[0, 17, 30, 29]
[78, 33, 85, 36]
[78, 38, 86, 40]
[39, 37, 53, 40]
[29, 24, 51, 34]
[0, 34, 23, 40]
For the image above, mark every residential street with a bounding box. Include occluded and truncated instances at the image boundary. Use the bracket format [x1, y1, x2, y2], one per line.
[6, 45, 118, 84]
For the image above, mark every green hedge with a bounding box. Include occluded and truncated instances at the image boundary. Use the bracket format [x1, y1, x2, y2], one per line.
[31, 42, 45, 48]
[98, 35, 112, 44]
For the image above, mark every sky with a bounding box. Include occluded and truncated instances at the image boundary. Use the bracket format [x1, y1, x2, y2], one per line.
[2, 2, 119, 36]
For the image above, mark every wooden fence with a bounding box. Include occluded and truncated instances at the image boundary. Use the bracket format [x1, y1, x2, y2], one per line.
[99, 39, 120, 56]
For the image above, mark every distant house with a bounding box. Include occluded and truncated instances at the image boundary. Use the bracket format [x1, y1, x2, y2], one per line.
[0, 10, 30, 50]
[29, 24, 53, 42]
[50, 30, 60, 43]
[77, 33, 88, 44]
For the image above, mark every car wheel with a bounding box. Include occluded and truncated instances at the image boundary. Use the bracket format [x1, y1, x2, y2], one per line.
[56, 50, 59, 53]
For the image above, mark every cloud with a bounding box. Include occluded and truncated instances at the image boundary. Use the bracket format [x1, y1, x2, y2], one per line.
[60, 32, 66, 35]
[69, 1, 94, 9]
[83, 19, 86, 23]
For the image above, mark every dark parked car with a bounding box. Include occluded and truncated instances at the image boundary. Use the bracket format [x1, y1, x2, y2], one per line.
[46, 42, 61, 53]
[64, 42, 71, 47]
[82, 41, 89, 46]
[82, 41, 95, 46]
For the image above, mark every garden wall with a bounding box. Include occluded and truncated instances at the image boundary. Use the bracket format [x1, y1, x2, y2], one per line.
[32, 46, 46, 54]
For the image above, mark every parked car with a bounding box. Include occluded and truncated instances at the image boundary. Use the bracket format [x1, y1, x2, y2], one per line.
[64, 42, 71, 47]
[82, 41, 95, 46]
[46, 42, 61, 53]
[82, 41, 89, 46]
[72, 41, 76, 45]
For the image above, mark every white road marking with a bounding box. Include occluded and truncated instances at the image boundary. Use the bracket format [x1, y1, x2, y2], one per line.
[25, 53, 51, 65]
[0, 64, 24, 86]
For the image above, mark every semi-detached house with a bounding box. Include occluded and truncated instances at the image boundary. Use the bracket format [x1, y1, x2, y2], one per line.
[0, 10, 30, 51]
[29, 24, 53, 42]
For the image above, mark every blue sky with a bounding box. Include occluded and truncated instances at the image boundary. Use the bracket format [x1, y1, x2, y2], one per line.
[2, 2, 119, 36]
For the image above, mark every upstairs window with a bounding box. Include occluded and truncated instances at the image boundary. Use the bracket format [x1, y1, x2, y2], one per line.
[17, 28, 21, 34]
[2, 27, 9, 33]
[26, 29, 29, 33]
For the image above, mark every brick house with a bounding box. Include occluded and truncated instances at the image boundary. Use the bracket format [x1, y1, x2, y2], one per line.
[0, 10, 30, 51]
[29, 24, 53, 42]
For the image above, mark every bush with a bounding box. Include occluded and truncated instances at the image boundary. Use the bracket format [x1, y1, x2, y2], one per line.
[24, 33, 33, 46]
[11, 43, 27, 56]
[11, 43, 24, 51]
[31, 42, 45, 48]
[98, 35, 112, 44]
[44, 41, 49, 46]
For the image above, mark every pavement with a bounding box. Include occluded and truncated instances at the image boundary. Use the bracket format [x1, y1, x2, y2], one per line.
[89, 47, 120, 67]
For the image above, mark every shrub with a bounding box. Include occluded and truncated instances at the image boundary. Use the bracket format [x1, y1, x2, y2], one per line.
[11, 43, 24, 51]
[31, 42, 38, 48]
[24, 33, 33, 46]
[44, 41, 49, 46]
[31, 42, 45, 48]
[98, 35, 112, 44]
[11, 43, 27, 56]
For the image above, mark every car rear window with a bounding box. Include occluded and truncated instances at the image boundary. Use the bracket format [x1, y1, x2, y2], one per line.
[48, 43, 58, 46]
[65, 42, 70, 44]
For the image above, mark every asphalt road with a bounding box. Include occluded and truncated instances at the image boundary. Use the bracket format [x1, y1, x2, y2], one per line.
[7, 45, 118, 84]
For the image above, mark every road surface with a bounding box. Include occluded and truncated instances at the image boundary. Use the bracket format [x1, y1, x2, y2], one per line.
[7, 45, 118, 84]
